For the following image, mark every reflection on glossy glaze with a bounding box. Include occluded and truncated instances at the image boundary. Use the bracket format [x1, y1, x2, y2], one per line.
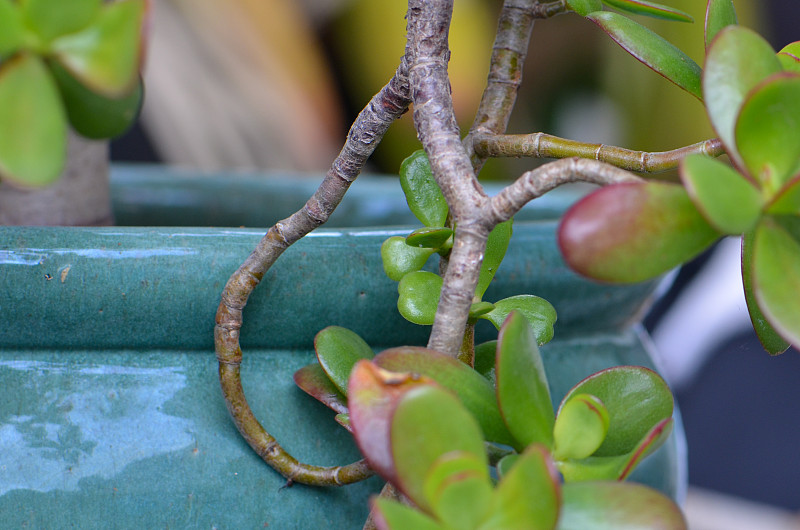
[0, 361, 194, 495]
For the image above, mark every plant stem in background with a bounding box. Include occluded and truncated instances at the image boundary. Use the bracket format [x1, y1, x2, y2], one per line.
[214, 61, 411, 486]
[474, 134, 724, 173]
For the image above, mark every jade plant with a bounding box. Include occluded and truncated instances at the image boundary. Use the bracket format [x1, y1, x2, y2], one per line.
[213, 0, 799, 527]
[0, 0, 147, 187]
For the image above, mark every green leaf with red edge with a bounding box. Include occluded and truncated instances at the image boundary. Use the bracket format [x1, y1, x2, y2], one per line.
[778, 42, 800, 73]
[479, 445, 561, 530]
[399, 150, 449, 228]
[0, 53, 66, 187]
[566, 0, 602, 16]
[51, 0, 145, 97]
[348, 360, 436, 484]
[480, 295, 557, 345]
[381, 236, 435, 281]
[741, 231, 790, 354]
[553, 394, 610, 461]
[752, 216, 800, 349]
[374, 347, 515, 446]
[559, 182, 719, 283]
[735, 74, 800, 195]
[680, 154, 763, 234]
[704, 0, 737, 49]
[50, 60, 143, 140]
[21, 0, 101, 43]
[390, 385, 488, 512]
[423, 452, 493, 529]
[559, 366, 673, 457]
[496, 312, 555, 450]
[767, 175, 800, 215]
[314, 326, 374, 395]
[476, 219, 513, 299]
[0, 0, 25, 55]
[558, 482, 687, 530]
[372, 498, 445, 530]
[703, 26, 782, 165]
[588, 11, 702, 99]
[293, 363, 348, 414]
[601, 0, 693, 23]
[558, 418, 673, 481]
[398, 271, 442, 325]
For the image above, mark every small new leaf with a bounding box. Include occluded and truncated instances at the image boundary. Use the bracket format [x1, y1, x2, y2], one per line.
[399, 150, 449, 228]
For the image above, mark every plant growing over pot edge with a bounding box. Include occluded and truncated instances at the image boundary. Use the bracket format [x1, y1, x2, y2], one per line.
[209, 0, 799, 527]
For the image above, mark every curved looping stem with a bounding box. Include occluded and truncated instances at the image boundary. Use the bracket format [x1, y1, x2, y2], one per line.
[473, 133, 725, 173]
[214, 62, 411, 486]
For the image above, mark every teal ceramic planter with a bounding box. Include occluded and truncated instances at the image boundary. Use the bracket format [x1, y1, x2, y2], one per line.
[0, 167, 685, 528]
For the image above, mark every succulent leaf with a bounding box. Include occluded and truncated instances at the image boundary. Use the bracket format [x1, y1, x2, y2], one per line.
[314, 326, 374, 395]
[741, 231, 790, 354]
[399, 150, 449, 228]
[558, 182, 719, 283]
[680, 154, 763, 234]
[752, 216, 800, 349]
[397, 271, 443, 325]
[601, 0, 693, 23]
[588, 11, 702, 99]
[476, 220, 513, 299]
[558, 366, 673, 457]
[558, 481, 687, 530]
[50, 0, 146, 97]
[481, 295, 557, 345]
[495, 312, 554, 450]
[391, 385, 488, 512]
[0, 54, 66, 187]
[381, 236, 435, 281]
[703, 26, 782, 164]
[734, 73, 800, 195]
[374, 347, 515, 446]
[704, 0, 737, 49]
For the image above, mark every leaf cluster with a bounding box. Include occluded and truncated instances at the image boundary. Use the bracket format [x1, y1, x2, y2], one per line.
[294, 313, 681, 529]
[0, 0, 147, 187]
[559, 0, 800, 354]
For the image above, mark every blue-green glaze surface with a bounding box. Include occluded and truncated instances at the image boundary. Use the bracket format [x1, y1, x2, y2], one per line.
[0, 171, 684, 528]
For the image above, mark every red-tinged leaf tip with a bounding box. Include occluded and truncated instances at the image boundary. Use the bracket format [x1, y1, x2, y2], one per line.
[293, 364, 348, 415]
[558, 182, 718, 283]
[347, 360, 435, 484]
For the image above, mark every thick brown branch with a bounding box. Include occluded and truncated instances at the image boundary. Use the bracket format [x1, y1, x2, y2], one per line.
[487, 157, 642, 225]
[215, 62, 411, 486]
[474, 133, 725, 173]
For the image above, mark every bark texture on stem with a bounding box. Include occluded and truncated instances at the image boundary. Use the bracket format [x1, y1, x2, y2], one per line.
[474, 133, 725, 173]
[464, 0, 538, 170]
[406, 0, 492, 356]
[215, 63, 411, 486]
[488, 157, 642, 225]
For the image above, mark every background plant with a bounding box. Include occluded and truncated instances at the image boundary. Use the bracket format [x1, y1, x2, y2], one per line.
[0, 0, 146, 187]
[213, 0, 798, 527]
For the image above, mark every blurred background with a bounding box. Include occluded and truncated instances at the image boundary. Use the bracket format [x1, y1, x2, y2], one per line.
[111, 1, 800, 527]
